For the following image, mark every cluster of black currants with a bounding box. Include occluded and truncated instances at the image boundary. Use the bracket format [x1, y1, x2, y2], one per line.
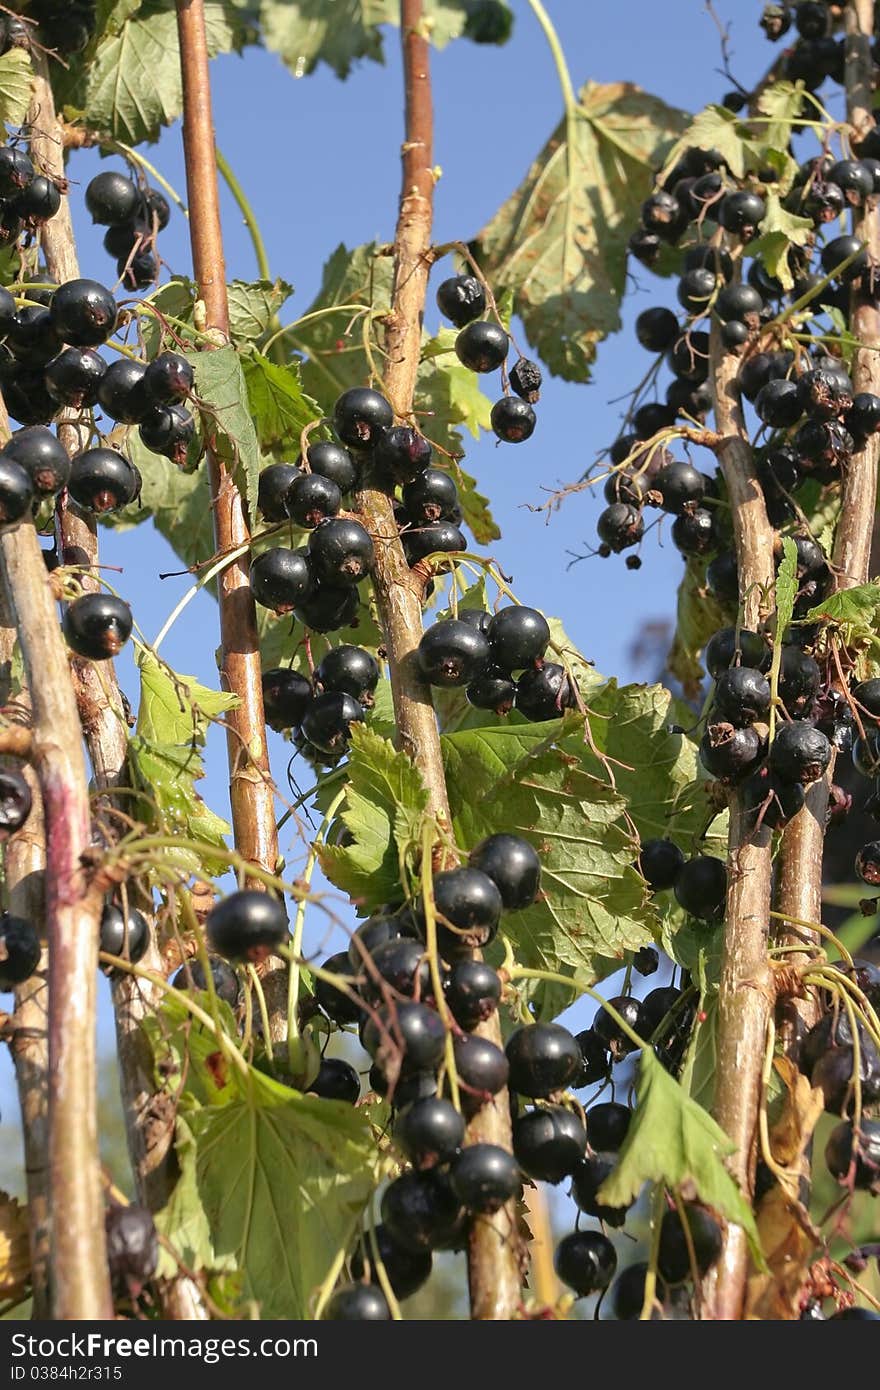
[28, 0, 96, 54]
[85, 169, 172, 291]
[759, 2, 847, 89]
[796, 962, 880, 1163]
[261, 643, 379, 767]
[0, 143, 61, 257]
[416, 603, 577, 720]
[436, 272, 542, 444]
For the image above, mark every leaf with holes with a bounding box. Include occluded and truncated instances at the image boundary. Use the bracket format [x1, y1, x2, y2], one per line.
[475, 82, 689, 381]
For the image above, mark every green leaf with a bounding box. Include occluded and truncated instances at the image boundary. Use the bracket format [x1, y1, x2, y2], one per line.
[668, 555, 727, 698]
[598, 1048, 765, 1264]
[775, 535, 799, 642]
[750, 194, 813, 292]
[754, 81, 818, 160]
[454, 464, 498, 545]
[663, 104, 754, 179]
[0, 48, 34, 131]
[135, 645, 238, 746]
[803, 580, 880, 626]
[417, 333, 494, 451]
[127, 736, 231, 874]
[60, 0, 255, 144]
[155, 1115, 236, 1278]
[147, 997, 376, 1317]
[293, 242, 393, 409]
[241, 351, 320, 454]
[259, 0, 386, 78]
[319, 725, 429, 910]
[475, 82, 689, 381]
[189, 345, 262, 518]
[227, 279, 292, 342]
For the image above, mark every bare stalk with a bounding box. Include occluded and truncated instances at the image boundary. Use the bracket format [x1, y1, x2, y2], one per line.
[352, 0, 522, 1319]
[174, 0, 284, 1035]
[700, 327, 777, 1320]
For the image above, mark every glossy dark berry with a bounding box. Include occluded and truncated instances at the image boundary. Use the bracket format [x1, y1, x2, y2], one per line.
[671, 507, 716, 556]
[99, 904, 149, 966]
[853, 729, 880, 777]
[401, 519, 466, 566]
[554, 1230, 617, 1298]
[855, 840, 880, 885]
[250, 548, 313, 613]
[138, 405, 195, 464]
[821, 234, 868, 282]
[314, 645, 379, 706]
[755, 379, 802, 428]
[468, 833, 540, 910]
[314, 950, 361, 1024]
[49, 279, 117, 348]
[778, 645, 820, 716]
[349, 1226, 431, 1301]
[287, 473, 341, 528]
[641, 189, 682, 238]
[13, 175, 61, 224]
[428, 866, 503, 957]
[103, 221, 146, 259]
[451, 1033, 509, 1109]
[812, 1044, 880, 1116]
[293, 582, 359, 634]
[69, 448, 140, 514]
[105, 1205, 158, 1296]
[401, 468, 459, 524]
[417, 619, 490, 687]
[364, 1000, 447, 1075]
[206, 890, 287, 964]
[97, 359, 149, 424]
[380, 1169, 466, 1253]
[509, 357, 542, 402]
[0, 147, 33, 198]
[324, 1283, 389, 1320]
[635, 307, 679, 353]
[798, 367, 852, 421]
[86, 171, 140, 226]
[332, 386, 393, 448]
[466, 668, 516, 713]
[770, 720, 831, 784]
[592, 996, 645, 1057]
[705, 626, 770, 678]
[256, 464, 298, 521]
[824, 1119, 880, 1190]
[666, 376, 713, 419]
[674, 855, 727, 920]
[0, 767, 29, 841]
[718, 190, 766, 237]
[308, 1057, 361, 1105]
[7, 307, 63, 366]
[0, 913, 40, 989]
[658, 1203, 723, 1283]
[2, 423, 70, 499]
[44, 347, 106, 410]
[450, 1143, 519, 1214]
[655, 460, 705, 514]
[486, 607, 549, 672]
[63, 593, 132, 660]
[374, 425, 433, 482]
[513, 1104, 585, 1183]
[713, 666, 771, 727]
[641, 986, 684, 1037]
[628, 228, 662, 266]
[505, 1023, 582, 1098]
[143, 351, 194, 405]
[596, 503, 644, 552]
[739, 350, 792, 402]
[444, 960, 501, 1031]
[721, 320, 749, 350]
[301, 691, 364, 755]
[171, 956, 240, 1007]
[585, 1101, 631, 1154]
[394, 1097, 465, 1168]
[515, 662, 576, 721]
[571, 1151, 631, 1227]
[307, 441, 358, 493]
[261, 667, 312, 733]
[308, 517, 374, 586]
[612, 1262, 669, 1319]
[683, 244, 733, 280]
[490, 395, 536, 442]
[604, 469, 648, 506]
[359, 936, 434, 1005]
[677, 267, 717, 315]
[715, 283, 763, 323]
[573, 1028, 609, 1086]
[827, 159, 874, 206]
[633, 400, 676, 438]
[454, 320, 508, 373]
[118, 249, 158, 290]
[435, 274, 486, 327]
[830, 1307, 880, 1320]
[638, 837, 685, 891]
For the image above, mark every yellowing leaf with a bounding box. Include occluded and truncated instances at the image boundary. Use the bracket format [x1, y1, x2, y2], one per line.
[0, 48, 34, 131]
[0, 1191, 29, 1300]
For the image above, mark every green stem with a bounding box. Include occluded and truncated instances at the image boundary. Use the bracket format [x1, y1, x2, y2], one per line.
[216, 147, 271, 282]
[527, 0, 576, 112]
[287, 787, 346, 1073]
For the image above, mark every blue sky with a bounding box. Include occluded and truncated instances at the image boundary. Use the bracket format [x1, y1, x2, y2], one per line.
[0, 3, 775, 1167]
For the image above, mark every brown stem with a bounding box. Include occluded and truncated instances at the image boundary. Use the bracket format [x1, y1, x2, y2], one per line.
[0, 588, 50, 1317]
[352, 0, 522, 1319]
[175, 0, 284, 1032]
[700, 325, 776, 1321]
[0, 409, 111, 1319]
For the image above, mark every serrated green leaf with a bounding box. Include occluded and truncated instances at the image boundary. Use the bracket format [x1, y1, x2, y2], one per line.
[475, 81, 688, 381]
[60, 0, 255, 144]
[598, 1047, 765, 1265]
[293, 242, 392, 409]
[189, 345, 261, 518]
[417, 335, 493, 446]
[0, 48, 34, 130]
[750, 194, 813, 291]
[227, 279, 292, 341]
[755, 80, 818, 158]
[775, 535, 799, 648]
[147, 995, 376, 1317]
[135, 645, 238, 746]
[318, 726, 429, 910]
[803, 580, 880, 626]
[127, 736, 231, 873]
[663, 104, 754, 180]
[241, 350, 320, 454]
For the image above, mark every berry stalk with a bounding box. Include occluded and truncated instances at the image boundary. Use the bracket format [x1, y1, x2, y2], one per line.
[174, 0, 285, 1030]
[0, 400, 112, 1320]
[352, 0, 522, 1319]
[700, 324, 776, 1320]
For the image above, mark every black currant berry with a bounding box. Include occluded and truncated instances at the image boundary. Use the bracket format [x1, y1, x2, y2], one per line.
[673, 855, 727, 921]
[658, 1203, 723, 1283]
[855, 840, 880, 885]
[138, 405, 195, 464]
[586, 1101, 631, 1153]
[118, 249, 158, 291]
[444, 959, 501, 1030]
[509, 357, 542, 403]
[314, 950, 361, 1025]
[655, 460, 706, 514]
[44, 347, 106, 410]
[417, 619, 490, 687]
[769, 720, 832, 784]
[641, 189, 682, 239]
[206, 889, 288, 964]
[314, 645, 379, 706]
[261, 667, 312, 731]
[401, 520, 466, 566]
[592, 996, 645, 1057]
[821, 234, 868, 282]
[490, 396, 536, 443]
[634, 945, 659, 976]
[308, 1058, 361, 1105]
[63, 593, 132, 660]
[428, 866, 503, 957]
[99, 903, 149, 966]
[454, 321, 508, 373]
[171, 956, 240, 1007]
[570, 1152, 630, 1227]
[7, 306, 63, 366]
[513, 1104, 586, 1183]
[705, 626, 770, 678]
[294, 582, 359, 634]
[515, 662, 576, 720]
[505, 1022, 582, 1098]
[0, 767, 30, 840]
[574, 1028, 609, 1085]
[401, 468, 459, 524]
[604, 469, 648, 506]
[105, 1205, 158, 1297]
[436, 274, 486, 328]
[394, 1097, 465, 1168]
[641, 986, 684, 1037]
[0, 148, 33, 198]
[143, 351, 193, 405]
[449, 1143, 520, 1214]
[628, 229, 662, 266]
[380, 1169, 466, 1253]
[554, 1230, 617, 1298]
[677, 266, 717, 315]
[307, 517, 374, 586]
[286, 473, 341, 528]
[633, 401, 676, 438]
[715, 283, 763, 324]
[468, 833, 540, 910]
[718, 190, 766, 238]
[69, 448, 140, 514]
[671, 508, 716, 556]
[332, 387, 393, 448]
[2, 424, 70, 498]
[97, 359, 149, 424]
[755, 379, 802, 428]
[307, 441, 358, 494]
[713, 666, 771, 726]
[349, 912, 410, 970]
[635, 307, 679, 354]
[363, 1001, 447, 1075]
[742, 766, 805, 830]
[824, 1119, 880, 1191]
[0, 913, 40, 989]
[638, 837, 685, 891]
[486, 606, 550, 671]
[86, 172, 140, 226]
[466, 668, 516, 713]
[301, 691, 365, 755]
[349, 1225, 432, 1300]
[14, 176, 62, 225]
[49, 279, 117, 348]
[612, 1262, 669, 1319]
[324, 1283, 389, 1320]
[250, 548, 313, 613]
[359, 937, 434, 1005]
[374, 425, 433, 483]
